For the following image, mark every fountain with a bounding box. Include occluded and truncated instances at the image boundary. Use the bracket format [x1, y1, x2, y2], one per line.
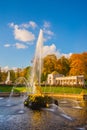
[24, 29, 59, 110]
[6, 77, 29, 107]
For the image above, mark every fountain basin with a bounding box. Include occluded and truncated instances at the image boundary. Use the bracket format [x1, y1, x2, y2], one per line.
[0, 92, 20, 97]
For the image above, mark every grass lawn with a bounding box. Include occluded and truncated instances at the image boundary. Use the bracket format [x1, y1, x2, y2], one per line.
[0, 85, 87, 94]
[0, 85, 26, 93]
[0, 85, 12, 92]
[41, 86, 87, 94]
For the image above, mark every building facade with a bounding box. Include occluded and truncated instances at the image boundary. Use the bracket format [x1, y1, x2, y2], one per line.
[47, 74, 85, 86]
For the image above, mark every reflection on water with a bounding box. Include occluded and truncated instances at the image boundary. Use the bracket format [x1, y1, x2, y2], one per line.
[0, 97, 87, 130]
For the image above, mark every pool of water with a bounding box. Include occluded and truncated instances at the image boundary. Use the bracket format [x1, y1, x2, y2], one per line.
[0, 97, 87, 130]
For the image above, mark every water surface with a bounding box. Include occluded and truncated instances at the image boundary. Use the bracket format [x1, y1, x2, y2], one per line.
[0, 97, 87, 130]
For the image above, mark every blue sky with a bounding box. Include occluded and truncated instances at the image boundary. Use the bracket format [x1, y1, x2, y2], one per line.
[0, 0, 87, 70]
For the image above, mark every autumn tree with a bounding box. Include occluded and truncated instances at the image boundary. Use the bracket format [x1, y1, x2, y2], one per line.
[82, 52, 87, 79]
[56, 56, 70, 76]
[69, 53, 86, 77]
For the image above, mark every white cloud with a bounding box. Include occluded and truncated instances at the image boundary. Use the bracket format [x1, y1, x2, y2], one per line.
[56, 51, 72, 59]
[14, 27, 35, 42]
[43, 21, 54, 36]
[43, 21, 51, 28]
[9, 22, 18, 29]
[1, 66, 18, 72]
[29, 21, 37, 29]
[4, 44, 11, 47]
[61, 53, 72, 58]
[9, 21, 37, 29]
[20, 21, 37, 29]
[43, 21, 54, 42]
[4, 43, 28, 49]
[9, 22, 14, 27]
[15, 43, 28, 49]
[1, 66, 9, 72]
[42, 44, 72, 58]
[42, 44, 57, 57]
[44, 29, 54, 36]
[9, 22, 35, 42]
[43, 29, 54, 42]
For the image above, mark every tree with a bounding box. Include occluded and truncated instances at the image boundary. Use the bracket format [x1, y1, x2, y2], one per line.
[69, 53, 86, 76]
[56, 56, 70, 75]
[15, 66, 31, 81]
[42, 54, 57, 81]
[23, 66, 31, 80]
[15, 68, 22, 79]
[1, 71, 7, 83]
[10, 70, 16, 82]
[82, 52, 87, 79]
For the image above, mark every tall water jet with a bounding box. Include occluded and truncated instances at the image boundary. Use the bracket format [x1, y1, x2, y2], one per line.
[30, 29, 43, 94]
[5, 71, 10, 84]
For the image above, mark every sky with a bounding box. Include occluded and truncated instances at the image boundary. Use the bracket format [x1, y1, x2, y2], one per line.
[0, 0, 87, 70]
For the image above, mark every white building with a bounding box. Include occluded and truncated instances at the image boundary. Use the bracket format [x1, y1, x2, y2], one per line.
[47, 74, 85, 86]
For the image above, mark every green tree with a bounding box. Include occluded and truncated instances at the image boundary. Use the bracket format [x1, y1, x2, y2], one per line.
[10, 70, 16, 83]
[23, 66, 31, 80]
[1, 71, 7, 83]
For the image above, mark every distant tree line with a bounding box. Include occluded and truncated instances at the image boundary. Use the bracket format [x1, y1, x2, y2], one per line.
[0, 66, 31, 83]
[41, 52, 87, 83]
[0, 52, 87, 84]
